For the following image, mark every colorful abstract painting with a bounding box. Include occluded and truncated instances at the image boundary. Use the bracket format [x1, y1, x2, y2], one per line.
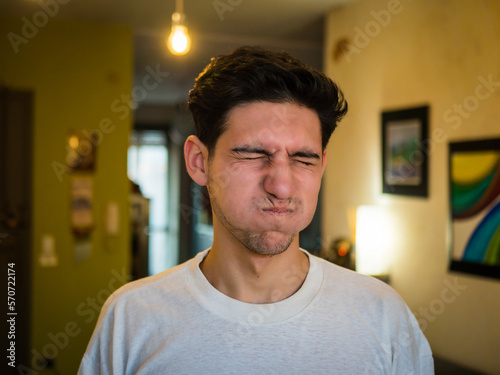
[449, 138, 500, 279]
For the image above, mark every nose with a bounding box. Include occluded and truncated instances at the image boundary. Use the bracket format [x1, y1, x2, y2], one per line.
[263, 160, 293, 201]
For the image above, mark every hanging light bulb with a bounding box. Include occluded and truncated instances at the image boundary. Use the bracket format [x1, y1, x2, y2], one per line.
[167, 13, 191, 55]
[167, 0, 191, 55]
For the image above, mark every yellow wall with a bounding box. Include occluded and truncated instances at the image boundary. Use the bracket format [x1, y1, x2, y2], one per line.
[323, 0, 500, 373]
[0, 18, 132, 374]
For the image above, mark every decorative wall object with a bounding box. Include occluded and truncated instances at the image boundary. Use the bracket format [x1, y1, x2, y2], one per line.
[67, 130, 98, 172]
[71, 176, 94, 236]
[382, 106, 429, 197]
[449, 138, 500, 279]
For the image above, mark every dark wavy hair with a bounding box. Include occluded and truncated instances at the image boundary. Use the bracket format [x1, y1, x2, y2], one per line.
[188, 46, 348, 155]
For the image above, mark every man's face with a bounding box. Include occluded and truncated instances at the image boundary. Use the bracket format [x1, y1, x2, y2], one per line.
[206, 101, 326, 256]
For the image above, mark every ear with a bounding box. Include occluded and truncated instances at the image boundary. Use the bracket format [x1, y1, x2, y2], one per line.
[184, 135, 209, 186]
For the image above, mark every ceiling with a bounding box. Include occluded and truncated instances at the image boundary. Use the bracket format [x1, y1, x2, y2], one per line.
[1, 0, 354, 106]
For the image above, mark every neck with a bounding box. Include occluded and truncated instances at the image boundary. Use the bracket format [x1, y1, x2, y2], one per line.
[200, 237, 309, 304]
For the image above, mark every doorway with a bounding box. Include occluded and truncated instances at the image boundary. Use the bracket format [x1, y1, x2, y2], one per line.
[128, 129, 179, 275]
[0, 89, 33, 373]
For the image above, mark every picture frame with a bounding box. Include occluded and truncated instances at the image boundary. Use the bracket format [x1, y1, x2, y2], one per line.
[448, 138, 500, 280]
[382, 105, 429, 197]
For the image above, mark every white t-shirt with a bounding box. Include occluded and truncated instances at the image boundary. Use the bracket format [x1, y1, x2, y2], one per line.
[79, 249, 434, 375]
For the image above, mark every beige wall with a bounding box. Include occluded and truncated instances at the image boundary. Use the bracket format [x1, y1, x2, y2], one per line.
[323, 0, 500, 373]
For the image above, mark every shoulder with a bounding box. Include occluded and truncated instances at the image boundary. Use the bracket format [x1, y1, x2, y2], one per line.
[308, 253, 434, 371]
[117, 260, 188, 295]
[79, 256, 205, 374]
[95, 257, 194, 326]
[308, 252, 408, 314]
[309, 251, 392, 291]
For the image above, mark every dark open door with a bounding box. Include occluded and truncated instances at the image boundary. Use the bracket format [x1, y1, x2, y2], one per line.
[0, 89, 33, 373]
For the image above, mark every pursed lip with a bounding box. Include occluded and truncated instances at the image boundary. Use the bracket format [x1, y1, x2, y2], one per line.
[261, 207, 294, 216]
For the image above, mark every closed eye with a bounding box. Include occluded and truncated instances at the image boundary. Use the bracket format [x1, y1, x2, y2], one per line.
[232, 146, 320, 166]
[291, 150, 320, 167]
[297, 160, 314, 166]
[293, 159, 316, 167]
[232, 146, 271, 160]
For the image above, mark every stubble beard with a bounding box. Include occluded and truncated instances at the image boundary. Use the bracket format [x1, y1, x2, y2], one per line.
[208, 189, 297, 256]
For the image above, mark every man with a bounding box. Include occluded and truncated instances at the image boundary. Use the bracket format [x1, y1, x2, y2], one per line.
[79, 46, 434, 374]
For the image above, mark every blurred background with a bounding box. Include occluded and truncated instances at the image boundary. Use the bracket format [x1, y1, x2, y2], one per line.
[1, 0, 499, 374]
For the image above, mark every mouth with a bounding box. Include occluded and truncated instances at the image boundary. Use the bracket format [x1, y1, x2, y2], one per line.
[261, 208, 294, 216]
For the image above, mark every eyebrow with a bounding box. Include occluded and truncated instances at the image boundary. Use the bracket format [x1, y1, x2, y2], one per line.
[291, 150, 321, 160]
[231, 146, 321, 159]
[231, 146, 269, 155]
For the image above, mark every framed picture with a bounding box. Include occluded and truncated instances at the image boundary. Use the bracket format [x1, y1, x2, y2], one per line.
[449, 138, 500, 280]
[382, 106, 429, 197]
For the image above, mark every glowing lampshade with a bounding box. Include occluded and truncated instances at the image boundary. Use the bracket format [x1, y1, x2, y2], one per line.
[355, 205, 393, 276]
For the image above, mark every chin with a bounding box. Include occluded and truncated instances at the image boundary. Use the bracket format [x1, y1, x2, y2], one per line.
[243, 231, 297, 256]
